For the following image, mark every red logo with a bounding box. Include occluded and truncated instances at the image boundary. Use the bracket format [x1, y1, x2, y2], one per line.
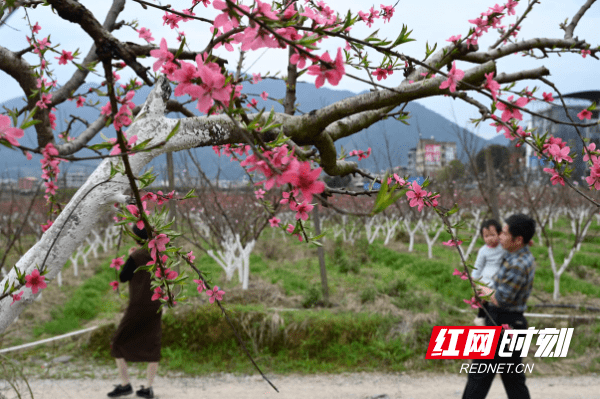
[425, 326, 502, 359]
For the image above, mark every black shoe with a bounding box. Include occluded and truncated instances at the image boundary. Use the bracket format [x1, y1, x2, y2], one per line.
[136, 386, 154, 398]
[107, 383, 133, 397]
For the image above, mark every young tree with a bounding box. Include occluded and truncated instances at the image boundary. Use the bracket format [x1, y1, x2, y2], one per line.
[1, 0, 599, 335]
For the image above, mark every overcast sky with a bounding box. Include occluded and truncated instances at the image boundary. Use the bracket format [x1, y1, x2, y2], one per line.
[0, 0, 598, 139]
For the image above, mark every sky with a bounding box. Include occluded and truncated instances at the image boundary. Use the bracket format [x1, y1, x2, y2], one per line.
[0, 0, 598, 139]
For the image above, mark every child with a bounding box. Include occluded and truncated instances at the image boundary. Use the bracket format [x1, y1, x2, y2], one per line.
[472, 219, 505, 326]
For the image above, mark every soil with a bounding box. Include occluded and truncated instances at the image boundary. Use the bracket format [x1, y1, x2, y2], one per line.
[4, 372, 600, 399]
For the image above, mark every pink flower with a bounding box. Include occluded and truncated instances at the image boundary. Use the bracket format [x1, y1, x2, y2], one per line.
[138, 27, 155, 42]
[307, 48, 345, 89]
[260, 91, 268, 101]
[406, 181, 427, 211]
[0, 114, 24, 146]
[543, 167, 565, 186]
[76, 96, 85, 108]
[380, 4, 395, 23]
[193, 279, 207, 294]
[148, 233, 170, 259]
[207, 285, 225, 303]
[446, 34, 461, 44]
[269, 217, 280, 227]
[505, 0, 518, 15]
[578, 109, 592, 120]
[286, 224, 295, 234]
[281, 161, 324, 201]
[32, 22, 41, 34]
[55, 50, 73, 65]
[373, 68, 388, 81]
[11, 291, 24, 306]
[581, 49, 591, 58]
[463, 297, 481, 309]
[187, 251, 195, 263]
[548, 144, 572, 163]
[583, 143, 597, 163]
[252, 73, 262, 84]
[542, 92, 554, 102]
[110, 256, 125, 270]
[36, 93, 52, 109]
[110, 281, 119, 291]
[151, 286, 165, 301]
[439, 62, 464, 93]
[496, 95, 528, 122]
[41, 220, 53, 232]
[290, 200, 314, 221]
[25, 269, 47, 294]
[155, 267, 178, 280]
[443, 239, 463, 247]
[254, 189, 266, 199]
[149, 38, 174, 72]
[162, 12, 183, 29]
[483, 72, 500, 102]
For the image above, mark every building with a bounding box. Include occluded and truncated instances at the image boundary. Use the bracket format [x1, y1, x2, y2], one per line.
[65, 171, 89, 188]
[412, 137, 457, 176]
[18, 177, 38, 192]
[527, 91, 600, 181]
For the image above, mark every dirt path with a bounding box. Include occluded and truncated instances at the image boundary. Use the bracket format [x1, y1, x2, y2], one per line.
[8, 373, 600, 399]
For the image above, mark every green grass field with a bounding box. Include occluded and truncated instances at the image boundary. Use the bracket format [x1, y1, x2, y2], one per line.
[3, 216, 600, 376]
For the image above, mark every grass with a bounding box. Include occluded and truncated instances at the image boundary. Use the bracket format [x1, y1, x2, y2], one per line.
[31, 247, 129, 337]
[4, 214, 600, 377]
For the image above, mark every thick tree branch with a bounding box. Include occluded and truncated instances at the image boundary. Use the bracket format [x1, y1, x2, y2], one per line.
[285, 61, 496, 144]
[50, 0, 127, 106]
[47, 0, 153, 85]
[564, 0, 597, 40]
[495, 66, 551, 83]
[458, 37, 588, 63]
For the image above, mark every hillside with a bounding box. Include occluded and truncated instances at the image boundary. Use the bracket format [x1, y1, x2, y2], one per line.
[0, 79, 507, 180]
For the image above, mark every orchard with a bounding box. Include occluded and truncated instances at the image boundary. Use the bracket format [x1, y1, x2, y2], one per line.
[0, 0, 599, 382]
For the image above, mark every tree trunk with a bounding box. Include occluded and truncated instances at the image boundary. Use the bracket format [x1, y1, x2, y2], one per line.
[485, 147, 500, 221]
[0, 77, 244, 334]
[312, 205, 329, 306]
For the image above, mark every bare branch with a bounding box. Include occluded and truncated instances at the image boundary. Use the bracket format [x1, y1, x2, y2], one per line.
[56, 115, 107, 156]
[458, 37, 588, 63]
[564, 0, 597, 40]
[47, 0, 153, 86]
[489, 0, 540, 50]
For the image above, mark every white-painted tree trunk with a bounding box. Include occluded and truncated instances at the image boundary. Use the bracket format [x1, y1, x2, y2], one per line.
[419, 220, 444, 259]
[403, 219, 422, 252]
[0, 77, 245, 333]
[382, 216, 400, 246]
[365, 216, 383, 244]
[464, 208, 483, 259]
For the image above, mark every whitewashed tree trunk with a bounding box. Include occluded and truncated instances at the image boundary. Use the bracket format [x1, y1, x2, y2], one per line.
[419, 220, 444, 259]
[365, 216, 383, 244]
[0, 77, 249, 333]
[464, 208, 483, 259]
[403, 219, 422, 252]
[382, 216, 400, 246]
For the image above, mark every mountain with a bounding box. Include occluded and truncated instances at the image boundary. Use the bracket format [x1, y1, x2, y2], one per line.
[0, 79, 502, 181]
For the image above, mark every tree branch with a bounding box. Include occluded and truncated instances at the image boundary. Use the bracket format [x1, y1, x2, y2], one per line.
[564, 0, 597, 40]
[458, 37, 588, 63]
[47, 0, 153, 86]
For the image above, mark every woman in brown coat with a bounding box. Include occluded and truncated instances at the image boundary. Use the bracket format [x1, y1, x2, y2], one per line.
[108, 226, 161, 399]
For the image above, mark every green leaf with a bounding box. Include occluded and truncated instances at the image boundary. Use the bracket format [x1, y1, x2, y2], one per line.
[174, 37, 186, 60]
[165, 120, 181, 142]
[390, 25, 416, 48]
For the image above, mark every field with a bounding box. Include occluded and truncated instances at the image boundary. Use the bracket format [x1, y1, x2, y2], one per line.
[2, 212, 600, 383]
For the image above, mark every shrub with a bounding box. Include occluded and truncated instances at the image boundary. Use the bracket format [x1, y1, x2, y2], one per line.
[302, 286, 323, 308]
